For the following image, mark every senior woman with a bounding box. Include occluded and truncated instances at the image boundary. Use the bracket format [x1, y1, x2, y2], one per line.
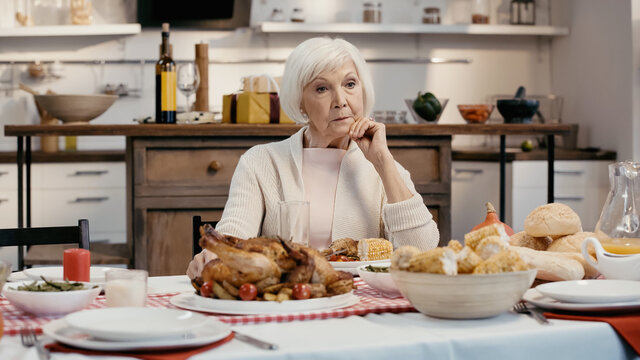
[187, 37, 439, 278]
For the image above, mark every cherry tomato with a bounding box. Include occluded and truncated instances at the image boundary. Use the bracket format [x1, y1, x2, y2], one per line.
[292, 283, 311, 300]
[329, 254, 338, 261]
[238, 283, 258, 301]
[200, 281, 213, 298]
[338, 255, 352, 262]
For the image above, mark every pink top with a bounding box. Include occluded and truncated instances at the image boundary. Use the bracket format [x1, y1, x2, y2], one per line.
[302, 148, 347, 250]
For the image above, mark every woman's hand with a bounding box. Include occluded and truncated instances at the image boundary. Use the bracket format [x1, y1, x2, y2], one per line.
[349, 116, 392, 168]
[350, 116, 413, 203]
[186, 249, 218, 279]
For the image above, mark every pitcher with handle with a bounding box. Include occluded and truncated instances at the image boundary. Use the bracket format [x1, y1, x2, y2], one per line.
[582, 160, 640, 280]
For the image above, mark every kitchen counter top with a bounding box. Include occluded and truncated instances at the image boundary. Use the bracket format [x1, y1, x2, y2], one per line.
[4, 123, 572, 137]
[452, 148, 617, 162]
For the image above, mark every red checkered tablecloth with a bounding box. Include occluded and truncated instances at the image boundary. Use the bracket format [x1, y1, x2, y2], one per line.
[2, 279, 415, 335]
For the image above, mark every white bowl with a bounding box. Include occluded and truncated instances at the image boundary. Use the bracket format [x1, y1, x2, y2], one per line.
[391, 269, 537, 319]
[357, 264, 400, 297]
[3, 282, 101, 316]
[34, 94, 117, 124]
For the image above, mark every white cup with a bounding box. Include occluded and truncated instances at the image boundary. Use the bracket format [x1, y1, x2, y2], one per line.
[279, 200, 309, 246]
[105, 269, 148, 307]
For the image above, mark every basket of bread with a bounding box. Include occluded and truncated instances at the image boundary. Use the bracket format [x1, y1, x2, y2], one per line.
[509, 202, 599, 284]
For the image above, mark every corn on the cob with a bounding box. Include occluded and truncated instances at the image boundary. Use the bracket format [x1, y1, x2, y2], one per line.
[472, 249, 528, 274]
[407, 247, 457, 275]
[446, 239, 464, 253]
[456, 247, 482, 274]
[475, 235, 509, 260]
[357, 238, 393, 261]
[464, 223, 509, 250]
[391, 245, 421, 270]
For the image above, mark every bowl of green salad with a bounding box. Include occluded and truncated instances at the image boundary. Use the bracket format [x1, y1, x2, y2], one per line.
[357, 263, 401, 297]
[2, 277, 101, 316]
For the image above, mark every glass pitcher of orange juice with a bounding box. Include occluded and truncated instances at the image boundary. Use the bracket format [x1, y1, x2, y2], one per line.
[595, 160, 640, 254]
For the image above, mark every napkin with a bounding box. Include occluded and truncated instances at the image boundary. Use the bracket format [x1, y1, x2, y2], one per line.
[46, 332, 234, 360]
[543, 312, 640, 355]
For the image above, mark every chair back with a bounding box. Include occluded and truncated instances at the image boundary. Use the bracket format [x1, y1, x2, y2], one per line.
[0, 219, 90, 270]
[192, 216, 218, 257]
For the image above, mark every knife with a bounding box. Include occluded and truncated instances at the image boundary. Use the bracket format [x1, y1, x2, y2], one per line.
[233, 331, 278, 350]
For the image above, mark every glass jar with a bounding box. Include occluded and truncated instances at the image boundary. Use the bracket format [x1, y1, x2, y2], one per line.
[14, 0, 33, 27]
[471, 0, 490, 24]
[291, 8, 305, 23]
[270, 8, 285, 22]
[363, 2, 381, 24]
[422, 7, 440, 24]
[519, 0, 535, 25]
[70, 0, 92, 25]
[33, 0, 67, 25]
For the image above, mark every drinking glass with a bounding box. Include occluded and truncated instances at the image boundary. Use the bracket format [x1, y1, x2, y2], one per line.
[105, 269, 148, 307]
[177, 63, 200, 112]
[279, 201, 309, 246]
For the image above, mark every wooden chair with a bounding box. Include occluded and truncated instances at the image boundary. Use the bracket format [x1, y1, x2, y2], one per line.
[0, 219, 90, 270]
[192, 216, 218, 257]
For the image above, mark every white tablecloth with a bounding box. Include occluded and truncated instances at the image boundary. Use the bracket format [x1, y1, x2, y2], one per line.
[1, 275, 638, 360]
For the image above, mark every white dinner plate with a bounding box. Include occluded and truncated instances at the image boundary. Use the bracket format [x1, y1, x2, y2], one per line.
[523, 288, 640, 313]
[170, 291, 359, 315]
[330, 260, 391, 275]
[43, 318, 230, 351]
[65, 308, 209, 342]
[23, 266, 112, 283]
[536, 280, 640, 303]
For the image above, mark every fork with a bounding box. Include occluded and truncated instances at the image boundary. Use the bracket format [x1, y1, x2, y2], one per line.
[20, 327, 51, 360]
[513, 301, 550, 325]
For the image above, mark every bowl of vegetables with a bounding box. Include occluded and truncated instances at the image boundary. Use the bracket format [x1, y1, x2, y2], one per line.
[357, 263, 401, 297]
[457, 104, 494, 124]
[406, 92, 448, 123]
[2, 278, 101, 316]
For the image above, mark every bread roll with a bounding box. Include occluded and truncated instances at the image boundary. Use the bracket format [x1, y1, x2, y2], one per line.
[509, 231, 552, 251]
[457, 246, 483, 274]
[512, 246, 584, 281]
[524, 203, 582, 237]
[548, 231, 596, 256]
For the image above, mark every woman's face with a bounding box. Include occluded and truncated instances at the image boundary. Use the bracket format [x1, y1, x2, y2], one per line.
[301, 61, 364, 147]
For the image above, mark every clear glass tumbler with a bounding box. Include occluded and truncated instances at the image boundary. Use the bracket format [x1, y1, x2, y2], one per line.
[279, 200, 310, 246]
[105, 269, 148, 307]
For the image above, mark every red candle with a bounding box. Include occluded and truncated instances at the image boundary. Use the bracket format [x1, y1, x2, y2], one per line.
[63, 249, 91, 282]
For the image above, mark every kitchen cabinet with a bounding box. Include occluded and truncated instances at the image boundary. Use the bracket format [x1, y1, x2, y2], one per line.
[0, 161, 128, 268]
[452, 160, 611, 241]
[0, 164, 19, 269]
[132, 135, 451, 276]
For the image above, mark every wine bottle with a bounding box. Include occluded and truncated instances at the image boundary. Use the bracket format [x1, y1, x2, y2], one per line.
[155, 23, 176, 124]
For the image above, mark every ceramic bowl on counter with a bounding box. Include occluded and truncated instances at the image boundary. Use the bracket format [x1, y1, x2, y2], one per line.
[34, 94, 117, 124]
[457, 104, 494, 124]
[390, 269, 537, 319]
[357, 263, 400, 297]
[2, 281, 101, 316]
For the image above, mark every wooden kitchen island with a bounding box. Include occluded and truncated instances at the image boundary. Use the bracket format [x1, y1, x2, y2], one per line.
[4, 123, 570, 275]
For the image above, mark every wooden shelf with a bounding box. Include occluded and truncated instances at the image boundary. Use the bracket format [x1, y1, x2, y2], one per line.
[0, 24, 141, 37]
[256, 22, 569, 36]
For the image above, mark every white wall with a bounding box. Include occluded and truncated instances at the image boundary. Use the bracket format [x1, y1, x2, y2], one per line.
[551, 0, 635, 160]
[0, 0, 563, 152]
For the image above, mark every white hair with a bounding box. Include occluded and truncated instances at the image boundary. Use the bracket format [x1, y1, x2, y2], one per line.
[280, 37, 375, 124]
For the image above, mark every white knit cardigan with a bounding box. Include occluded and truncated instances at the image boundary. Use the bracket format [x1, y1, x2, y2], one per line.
[215, 127, 440, 250]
